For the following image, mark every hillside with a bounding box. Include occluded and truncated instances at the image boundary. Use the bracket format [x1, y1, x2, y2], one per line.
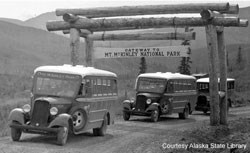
[0, 18, 26, 26]
[0, 21, 72, 75]
[25, 12, 62, 30]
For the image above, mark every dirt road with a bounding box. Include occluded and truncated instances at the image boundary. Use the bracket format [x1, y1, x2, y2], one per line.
[0, 106, 249, 153]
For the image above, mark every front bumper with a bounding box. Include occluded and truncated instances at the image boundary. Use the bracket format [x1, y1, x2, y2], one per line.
[195, 105, 210, 112]
[10, 123, 59, 135]
[123, 109, 151, 116]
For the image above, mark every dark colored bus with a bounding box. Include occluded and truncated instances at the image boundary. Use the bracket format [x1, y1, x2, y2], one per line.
[123, 72, 197, 122]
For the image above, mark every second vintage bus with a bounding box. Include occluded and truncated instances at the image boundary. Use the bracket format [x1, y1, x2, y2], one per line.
[122, 72, 197, 122]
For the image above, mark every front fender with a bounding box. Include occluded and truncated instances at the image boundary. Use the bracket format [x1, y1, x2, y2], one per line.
[123, 100, 132, 111]
[48, 113, 72, 128]
[8, 108, 25, 125]
[146, 103, 159, 112]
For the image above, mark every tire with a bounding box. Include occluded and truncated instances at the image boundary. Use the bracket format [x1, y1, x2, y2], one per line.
[93, 114, 108, 136]
[151, 108, 159, 122]
[70, 109, 87, 131]
[57, 126, 69, 146]
[228, 99, 232, 108]
[189, 111, 193, 115]
[123, 111, 130, 121]
[10, 121, 22, 141]
[179, 105, 189, 119]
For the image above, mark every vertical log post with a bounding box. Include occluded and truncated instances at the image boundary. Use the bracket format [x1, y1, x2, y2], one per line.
[70, 28, 80, 66]
[205, 24, 220, 126]
[217, 27, 228, 125]
[85, 35, 94, 66]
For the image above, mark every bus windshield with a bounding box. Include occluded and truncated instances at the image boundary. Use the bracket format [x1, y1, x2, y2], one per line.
[34, 72, 81, 97]
[137, 78, 166, 93]
[197, 83, 209, 92]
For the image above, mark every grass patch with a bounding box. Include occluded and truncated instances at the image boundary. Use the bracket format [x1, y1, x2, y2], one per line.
[169, 117, 250, 153]
[0, 98, 30, 137]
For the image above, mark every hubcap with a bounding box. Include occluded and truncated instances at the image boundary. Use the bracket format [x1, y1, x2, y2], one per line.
[73, 111, 84, 128]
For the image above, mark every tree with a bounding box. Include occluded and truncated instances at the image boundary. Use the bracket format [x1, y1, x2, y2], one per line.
[178, 48, 192, 75]
[236, 46, 244, 70]
[178, 27, 192, 75]
[139, 57, 147, 75]
[236, 46, 242, 64]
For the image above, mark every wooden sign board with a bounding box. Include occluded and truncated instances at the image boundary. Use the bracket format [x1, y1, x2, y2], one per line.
[94, 46, 190, 59]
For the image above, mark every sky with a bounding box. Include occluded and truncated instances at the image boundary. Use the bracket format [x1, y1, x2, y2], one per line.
[0, 0, 250, 21]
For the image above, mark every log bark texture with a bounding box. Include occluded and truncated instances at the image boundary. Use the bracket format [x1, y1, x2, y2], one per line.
[70, 28, 80, 66]
[217, 27, 228, 125]
[55, 3, 238, 18]
[63, 31, 195, 41]
[85, 36, 93, 66]
[205, 24, 220, 126]
[46, 17, 243, 32]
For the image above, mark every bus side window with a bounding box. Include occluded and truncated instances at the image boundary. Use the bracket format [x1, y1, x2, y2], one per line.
[92, 79, 97, 97]
[167, 81, 173, 93]
[78, 79, 92, 97]
[107, 79, 112, 96]
[97, 78, 102, 96]
[102, 78, 108, 96]
[228, 81, 235, 90]
[112, 79, 118, 95]
[85, 79, 91, 97]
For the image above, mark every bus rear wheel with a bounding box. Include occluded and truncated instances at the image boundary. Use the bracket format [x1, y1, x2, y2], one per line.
[179, 105, 189, 119]
[93, 114, 108, 136]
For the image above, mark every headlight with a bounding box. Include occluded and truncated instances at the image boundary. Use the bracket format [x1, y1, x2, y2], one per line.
[50, 107, 58, 116]
[130, 98, 135, 103]
[146, 99, 152, 104]
[22, 104, 31, 113]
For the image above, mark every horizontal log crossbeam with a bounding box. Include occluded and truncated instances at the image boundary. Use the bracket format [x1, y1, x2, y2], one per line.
[63, 30, 196, 41]
[56, 3, 239, 18]
[47, 16, 247, 32]
[200, 10, 248, 27]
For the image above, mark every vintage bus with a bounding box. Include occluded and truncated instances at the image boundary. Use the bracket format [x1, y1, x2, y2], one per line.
[8, 65, 118, 145]
[195, 77, 235, 114]
[122, 72, 197, 122]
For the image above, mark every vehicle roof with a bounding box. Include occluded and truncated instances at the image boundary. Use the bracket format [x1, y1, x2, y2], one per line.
[34, 65, 117, 78]
[138, 72, 196, 80]
[197, 77, 235, 83]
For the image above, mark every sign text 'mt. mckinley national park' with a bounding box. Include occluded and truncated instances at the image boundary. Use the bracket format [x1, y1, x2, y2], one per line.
[94, 46, 190, 59]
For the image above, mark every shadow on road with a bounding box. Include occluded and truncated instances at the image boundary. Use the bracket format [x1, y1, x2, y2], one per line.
[18, 132, 114, 147]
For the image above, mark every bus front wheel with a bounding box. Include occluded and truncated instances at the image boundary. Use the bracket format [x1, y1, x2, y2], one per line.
[57, 126, 69, 146]
[179, 105, 189, 119]
[123, 111, 130, 121]
[151, 108, 159, 122]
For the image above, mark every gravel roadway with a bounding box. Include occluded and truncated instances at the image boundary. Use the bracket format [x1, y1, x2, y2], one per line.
[0, 106, 249, 153]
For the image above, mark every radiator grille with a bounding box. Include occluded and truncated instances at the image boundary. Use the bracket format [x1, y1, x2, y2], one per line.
[135, 95, 146, 111]
[30, 100, 50, 127]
